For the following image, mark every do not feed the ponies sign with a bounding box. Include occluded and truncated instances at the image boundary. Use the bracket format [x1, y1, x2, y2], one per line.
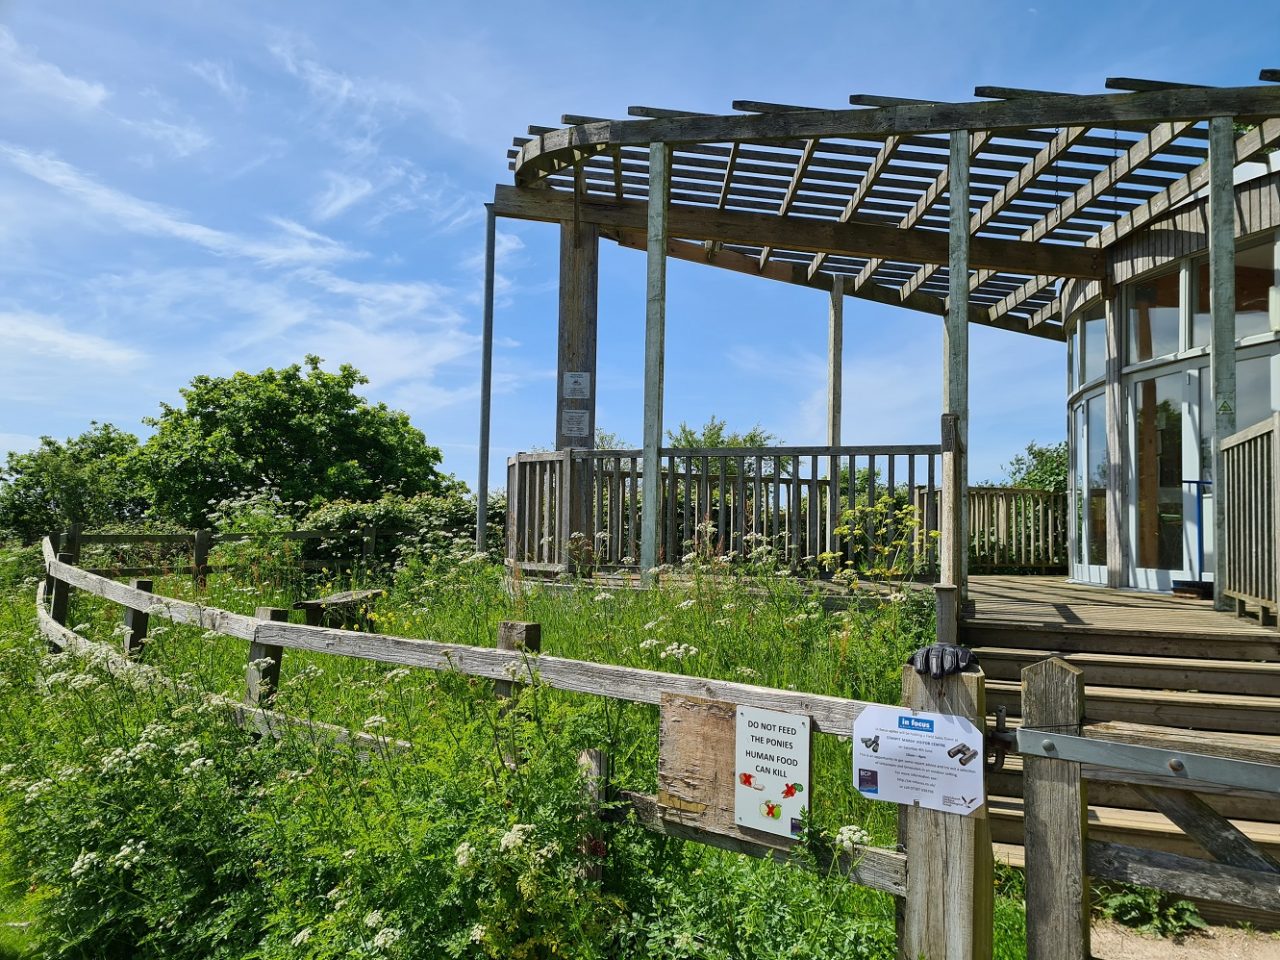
[734, 705, 810, 838]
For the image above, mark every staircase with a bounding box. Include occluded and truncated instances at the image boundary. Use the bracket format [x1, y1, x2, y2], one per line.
[961, 576, 1280, 926]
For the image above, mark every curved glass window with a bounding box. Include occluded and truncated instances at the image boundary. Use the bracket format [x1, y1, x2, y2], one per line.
[1193, 243, 1276, 345]
[1080, 302, 1106, 385]
[1128, 271, 1180, 362]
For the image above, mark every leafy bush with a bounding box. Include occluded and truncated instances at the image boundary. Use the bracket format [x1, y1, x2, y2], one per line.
[1095, 884, 1207, 938]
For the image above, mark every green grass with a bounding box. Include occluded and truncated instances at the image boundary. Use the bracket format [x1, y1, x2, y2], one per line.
[0, 544, 1032, 959]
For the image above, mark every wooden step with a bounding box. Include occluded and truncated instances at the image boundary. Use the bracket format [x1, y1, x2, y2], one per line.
[987, 795, 1280, 860]
[971, 646, 1280, 696]
[988, 753, 1280, 822]
[961, 621, 1280, 660]
[986, 680, 1280, 734]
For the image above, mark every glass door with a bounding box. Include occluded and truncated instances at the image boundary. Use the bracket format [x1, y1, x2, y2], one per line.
[1070, 395, 1108, 584]
[1128, 368, 1203, 589]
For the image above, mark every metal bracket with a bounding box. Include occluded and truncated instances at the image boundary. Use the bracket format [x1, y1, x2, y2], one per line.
[1016, 727, 1280, 795]
[986, 706, 1016, 772]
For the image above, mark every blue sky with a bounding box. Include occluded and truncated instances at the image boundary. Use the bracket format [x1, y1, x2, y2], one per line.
[2, 0, 1277, 488]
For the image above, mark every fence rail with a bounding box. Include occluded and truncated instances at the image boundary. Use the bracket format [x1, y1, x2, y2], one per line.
[915, 485, 1067, 573]
[1221, 413, 1280, 620]
[508, 445, 942, 572]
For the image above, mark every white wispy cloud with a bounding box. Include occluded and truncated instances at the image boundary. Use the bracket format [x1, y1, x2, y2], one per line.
[311, 172, 375, 221]
[123, 117, 212, 158]
[0, 144, 358, 267]
[0, 27, 109, 110]
[189, 59, 247, 107]
[0, 311, 143, 367]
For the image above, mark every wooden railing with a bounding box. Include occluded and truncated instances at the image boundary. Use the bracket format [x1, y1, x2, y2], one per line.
[913, 486, 1068, 573]
[1221, 413, 1280, 619]
[508, 445, 942, 572]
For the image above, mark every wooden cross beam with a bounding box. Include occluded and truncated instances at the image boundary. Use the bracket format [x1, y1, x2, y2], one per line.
[491, 185, 1104, 279]
[757, 137, 821, 269]
[807, 135, 902, 280]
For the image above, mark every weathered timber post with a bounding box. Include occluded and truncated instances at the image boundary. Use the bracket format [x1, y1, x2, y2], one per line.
[65, 523, 83, 566]
[361, 526, 377, 571]
[477, 203, 497, 553]
[49, 552, 73, 628]
[579, 747, 609, 883]
[193, 528, 213, 590]
[246, 607, 288, 708]
[640, 142, 670, 577]
[827, 277, 845, 556]
[495, 621, 541, 699]
[900, 663, 993, 960]
[939, 128, 971, 635]
[1103, 293, 1127, 588]
[1208, 116, 1238, 610]
[122, 579, 153, 657]
[1022, 658, 1089, 960]
[934, 584, 959, 646]
[43, 532, 62, 606]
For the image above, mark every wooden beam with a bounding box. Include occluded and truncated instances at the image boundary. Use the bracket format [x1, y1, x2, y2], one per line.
[1104, 293, 1127, 587]
[1090, 117, 1280, 251]
[903, 125, 1090, 299]
[515, 85, 1280, 183]
[849, 93, 939, 107]
[807, 135, 901, 280]
[491, 185, 1103, 279]
[758, 137, 820, 268]
[1105, 77, 1210, 92]
[852, 132, 993, 296]
[986, 275, 1056, 327]
[1209, 116, 1237, 610]
[1134, 786, 1280, 874]
[972, 119, 1197, 322]
[640, 143, 670, 576]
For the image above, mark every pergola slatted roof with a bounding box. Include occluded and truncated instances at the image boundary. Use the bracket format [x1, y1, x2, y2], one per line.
[495, 76, 1280, 340]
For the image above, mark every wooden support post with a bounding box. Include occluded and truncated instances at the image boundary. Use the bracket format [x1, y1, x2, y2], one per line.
[193, 528, 212, 590]
[900, 663, 992, 960]
[122, 578, 153, 657]
[361, 526, 376, 570]
[65, 522, 83, 566]
[495, 620, 542, 699]
[942, 131, 971, 604]
[247, 607, 288, 708]
[49, 552, 72, 629]
[640, 142, 671, 577]
[43, 531, 61, 605]
[1021, 658, 1089, 960]
[1103, 293, 1127, 588]
[579, 747, 609, 883]
[556, 221, 600, 451]
[934, 583, 959, 645]
[828, 277, 844, 449]
[477, 204, 497, 553]
[1208, 116, 1237, 610]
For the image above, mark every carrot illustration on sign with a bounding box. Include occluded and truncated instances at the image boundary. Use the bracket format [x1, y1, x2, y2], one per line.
[781, 782, 804, 799]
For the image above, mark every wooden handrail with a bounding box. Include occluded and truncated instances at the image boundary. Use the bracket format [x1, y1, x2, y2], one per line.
[1220, 413, 1280, 615]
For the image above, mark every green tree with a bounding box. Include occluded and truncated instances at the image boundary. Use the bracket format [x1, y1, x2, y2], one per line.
[1003, 440, 1068, 493]
[666, 415, 777, 450]
[140, 356, 456, 527]
[0, 423, 147, 542]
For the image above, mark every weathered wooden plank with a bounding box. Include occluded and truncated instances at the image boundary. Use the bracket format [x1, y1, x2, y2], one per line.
[47, 556, 259, 639]
[1209, 116, 1238, 610]
[1021, 659, 1089, 960]
[1087, 840, 1280, 913]
[1134, 786, 1280, 874]
[492, 186, 1103, 279]
[247, 607, 288, 708]
[640, 144, 670, 575]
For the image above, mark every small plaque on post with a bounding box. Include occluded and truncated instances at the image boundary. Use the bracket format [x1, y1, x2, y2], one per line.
[563, 372, 591, 399]
[561, 409, 590, 438]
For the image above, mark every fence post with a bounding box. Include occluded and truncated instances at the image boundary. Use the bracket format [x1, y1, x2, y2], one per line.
[579, 747, 609, 883]
[1022, 658, 1089, 960]
[44, 531, 62, 603]
[65, 523, 83, 565]
[193, 529, 212, 589]
[246, 607, 288, 708]
[123, 579, 153, 657]
[495, 621, 541, 699]
[900, 663, 993, 960]
[934, 583, 959, 645]
[361, 526, 377, 571]
[49, 552, 73, 628]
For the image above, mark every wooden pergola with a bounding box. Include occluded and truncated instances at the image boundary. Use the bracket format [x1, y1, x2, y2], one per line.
[476, 73, 1280, 619]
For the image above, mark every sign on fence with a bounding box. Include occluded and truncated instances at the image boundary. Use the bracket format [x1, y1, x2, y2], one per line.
[853, 704, 985, 814]
[735, 705, 810, 838]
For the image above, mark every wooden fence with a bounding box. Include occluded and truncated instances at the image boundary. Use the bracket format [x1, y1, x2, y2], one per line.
[34, 544, 1280, 958]
[508, 445, 942, 572]
[915, 486, 1068, 573]
[1221, 413, 1279, 622]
